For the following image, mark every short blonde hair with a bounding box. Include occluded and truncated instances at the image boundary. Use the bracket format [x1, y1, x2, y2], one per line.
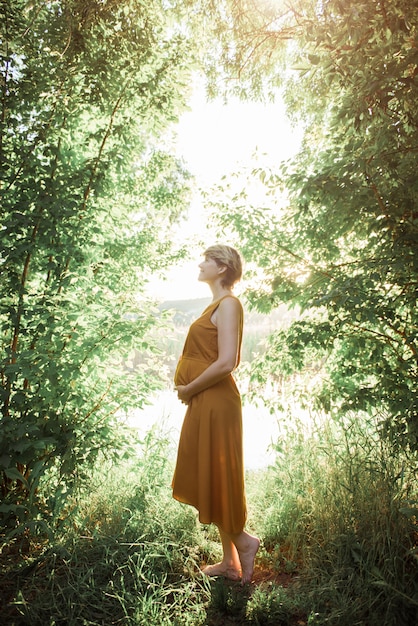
[204, 244, 243, 288]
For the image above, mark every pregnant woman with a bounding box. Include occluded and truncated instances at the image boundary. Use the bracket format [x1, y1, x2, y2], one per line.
[172, 244, 260, 584]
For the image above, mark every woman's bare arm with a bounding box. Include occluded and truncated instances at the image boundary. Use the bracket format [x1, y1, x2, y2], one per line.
[175, 297, 241, 403]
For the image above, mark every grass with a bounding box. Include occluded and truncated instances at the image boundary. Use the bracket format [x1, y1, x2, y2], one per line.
[1, 414, 417, 625]
[257, 413, 418, 626]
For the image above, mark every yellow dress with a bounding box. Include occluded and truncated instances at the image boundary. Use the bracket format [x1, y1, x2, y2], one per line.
[172, 295, 247, 535]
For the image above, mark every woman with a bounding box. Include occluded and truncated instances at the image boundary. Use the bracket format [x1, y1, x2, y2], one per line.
[172, 244, 260, 584]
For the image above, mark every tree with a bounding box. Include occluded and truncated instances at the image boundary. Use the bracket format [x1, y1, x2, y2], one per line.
[204, 0, 418, 451]
[0, 0, 192, 537]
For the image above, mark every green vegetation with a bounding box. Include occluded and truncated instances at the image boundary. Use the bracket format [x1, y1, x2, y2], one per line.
[2, 418, 416, 625]
[1, 0, 191, 538]
[203, 7, 418, 619]
[207, 0, 418, 454]
[1, 0, 417, 624]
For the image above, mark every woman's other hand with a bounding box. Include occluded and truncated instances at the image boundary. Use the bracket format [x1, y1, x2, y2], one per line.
[175, 385, 192, 405]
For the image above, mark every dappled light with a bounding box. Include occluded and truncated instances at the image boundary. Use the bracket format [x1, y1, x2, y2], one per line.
[1, 0, 417, 624]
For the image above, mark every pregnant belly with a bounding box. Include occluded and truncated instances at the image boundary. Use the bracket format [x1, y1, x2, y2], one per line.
[174, 356, 210, 386]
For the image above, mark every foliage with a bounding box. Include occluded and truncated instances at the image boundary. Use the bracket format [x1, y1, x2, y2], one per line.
[0, 0, 193, 538]
[0, 424, 305, 626]
[1, 427, 303, 626]
[178, 0, 297, 100]
[259, 413, 418, 626]
[2, 0, 418, 622]
[204, 0, 418, 452]
[3, 419, 416, 625]
[0, 429, 209, 625]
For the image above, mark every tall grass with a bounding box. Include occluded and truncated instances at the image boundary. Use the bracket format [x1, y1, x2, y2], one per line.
[1, 428, 210, 625]
[2, 413, 417, 625]
[259, 412, 418, 626]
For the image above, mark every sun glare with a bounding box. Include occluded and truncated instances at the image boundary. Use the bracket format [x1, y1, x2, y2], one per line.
[146, 79, 302, 302]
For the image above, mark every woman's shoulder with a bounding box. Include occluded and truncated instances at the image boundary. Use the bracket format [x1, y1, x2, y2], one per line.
[218, 293, 241, 304]
[217, 294, 243, 314]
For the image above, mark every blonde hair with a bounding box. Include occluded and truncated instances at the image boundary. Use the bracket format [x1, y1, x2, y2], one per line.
[204, 244, 243, 288]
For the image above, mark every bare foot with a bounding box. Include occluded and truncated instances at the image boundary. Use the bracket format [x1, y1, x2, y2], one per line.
[201, 562, 241, 581]
[237, 535, 260, 584]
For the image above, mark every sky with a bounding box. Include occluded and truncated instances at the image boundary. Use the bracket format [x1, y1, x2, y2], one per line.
[175, 86, 301, 186]
[139, 87, 304, 462]
[147, 82, 303, 301]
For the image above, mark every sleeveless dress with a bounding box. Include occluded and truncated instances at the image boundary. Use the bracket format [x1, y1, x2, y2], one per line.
[172, 295, 247, 535]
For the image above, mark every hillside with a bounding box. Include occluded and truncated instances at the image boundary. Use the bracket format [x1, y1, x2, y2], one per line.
[159, 298, 294, 330]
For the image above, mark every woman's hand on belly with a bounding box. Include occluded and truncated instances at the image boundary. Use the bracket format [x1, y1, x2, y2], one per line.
[175, 384, 193, 405]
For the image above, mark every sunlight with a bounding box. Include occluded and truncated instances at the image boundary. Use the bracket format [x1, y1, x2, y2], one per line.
[175, 81, 302, 187]
[147, 79, 303, 302]
[127, 389, 282, 470]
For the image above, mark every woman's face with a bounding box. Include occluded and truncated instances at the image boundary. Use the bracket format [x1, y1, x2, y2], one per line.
[198, 256, 224, 283]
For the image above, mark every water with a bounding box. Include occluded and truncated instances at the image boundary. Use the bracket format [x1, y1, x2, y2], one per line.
[127, 389, 281, 470]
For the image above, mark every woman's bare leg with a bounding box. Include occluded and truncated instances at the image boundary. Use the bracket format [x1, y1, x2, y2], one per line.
[201, 527, 241, 580]
[202, 527, 260, 584]
[231, 530, 260, 584]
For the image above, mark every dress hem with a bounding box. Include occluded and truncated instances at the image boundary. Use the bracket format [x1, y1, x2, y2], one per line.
[172, 492, 246, 535]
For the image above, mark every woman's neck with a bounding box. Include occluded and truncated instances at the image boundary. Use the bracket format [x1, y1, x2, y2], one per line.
[209, 284, 233, 302]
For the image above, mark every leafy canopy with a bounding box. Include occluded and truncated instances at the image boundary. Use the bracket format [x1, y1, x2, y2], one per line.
[0, 0, 193, 536]
[204, 0, 418, 451]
